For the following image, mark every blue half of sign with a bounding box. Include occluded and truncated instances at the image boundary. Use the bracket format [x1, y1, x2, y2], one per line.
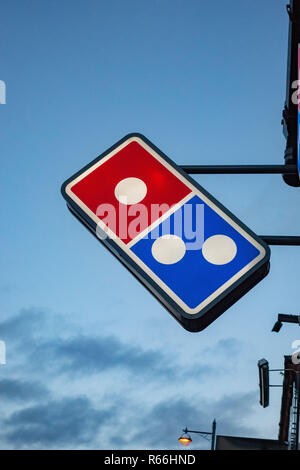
[130, 195, 260, 310]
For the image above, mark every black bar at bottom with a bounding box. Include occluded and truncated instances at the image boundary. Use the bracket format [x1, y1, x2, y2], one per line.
[180, 164, 297, 175]
[260, 236, 300, 246]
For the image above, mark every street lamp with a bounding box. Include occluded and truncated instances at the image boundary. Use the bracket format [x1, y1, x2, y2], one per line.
[178, 430, 192, 446]
[178, 420, 217, 450]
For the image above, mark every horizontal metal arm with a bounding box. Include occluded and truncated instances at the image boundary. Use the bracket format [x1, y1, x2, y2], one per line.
[259, 236, 300, 246]
[272, 314, 300, 333]
[180, 164, 298, 175]
[178, 165, 300, 245]
[278, 314, 300, 324]
[184, 429, 212, 435]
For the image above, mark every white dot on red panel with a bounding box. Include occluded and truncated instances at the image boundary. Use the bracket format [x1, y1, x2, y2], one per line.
[114, 177, 147, 205]
[151, 235, 186, 265]
[202, 235, 237, 265]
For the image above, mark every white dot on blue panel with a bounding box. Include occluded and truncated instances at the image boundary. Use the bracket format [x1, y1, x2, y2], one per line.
[151, 235, 186, 265]
[202, 235, 237, 265]
[130, 195, 260, 309]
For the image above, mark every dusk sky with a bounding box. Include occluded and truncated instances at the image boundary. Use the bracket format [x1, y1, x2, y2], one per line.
[1, 0, 300, 449]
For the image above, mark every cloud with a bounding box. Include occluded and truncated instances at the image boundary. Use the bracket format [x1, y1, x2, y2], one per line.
[0, 310, 176, 379]
[29, 334, 220, 385]
[0, 309, 255, 450]
[0, 308, 43, 341]
[122, 398, 208, 449]
[4, 396, 113, 449]
[29, 334, 176, 379]
[208, 391, 257, 436]
[0, 283, 18, 294]
[111, 391, 258, 450]
[0, 379, 49, 402]
[0, 309, 222, 382]
[202, 337, 243, 358]
[32, 334, 176, 381]
[2, 390, 258, 450]
[49, 336, 173, 376]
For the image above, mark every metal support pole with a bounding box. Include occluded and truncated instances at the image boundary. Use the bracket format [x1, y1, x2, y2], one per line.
[277, 314, 300, 324]
[295, 374, 300, 450]
[259, 236, 300, 246]
[179, 164, 298, 175]
[211, 419, 216, 451]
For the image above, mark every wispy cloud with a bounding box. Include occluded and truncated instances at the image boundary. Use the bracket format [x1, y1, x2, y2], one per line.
[110, 391, 258, 450]
[0, 308, 43, 341]
[0, 379, 49, 403]
[4, 396, 113, 449]
[0, 309, 219, 381]
[32, 335, 176, 379]
[0, 308, 256, 449]
[201, 337, 243, 358]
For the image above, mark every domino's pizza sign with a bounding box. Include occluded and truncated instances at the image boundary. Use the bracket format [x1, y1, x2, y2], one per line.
[61, 134, 270, 332]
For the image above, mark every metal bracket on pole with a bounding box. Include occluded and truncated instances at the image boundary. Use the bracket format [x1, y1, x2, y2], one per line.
[287, 4, 294, 22]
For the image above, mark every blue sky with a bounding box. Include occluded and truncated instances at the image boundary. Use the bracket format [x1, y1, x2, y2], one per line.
[0, 0, 300, 449]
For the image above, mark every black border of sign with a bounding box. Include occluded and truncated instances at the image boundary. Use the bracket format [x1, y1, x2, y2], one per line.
[61, 133, 271, 332]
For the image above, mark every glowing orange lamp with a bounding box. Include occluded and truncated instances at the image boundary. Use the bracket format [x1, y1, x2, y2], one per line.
[178, 429, 192, 446]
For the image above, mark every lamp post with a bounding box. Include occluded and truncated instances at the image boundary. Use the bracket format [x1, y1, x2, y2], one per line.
[178, 419, 217, 450]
